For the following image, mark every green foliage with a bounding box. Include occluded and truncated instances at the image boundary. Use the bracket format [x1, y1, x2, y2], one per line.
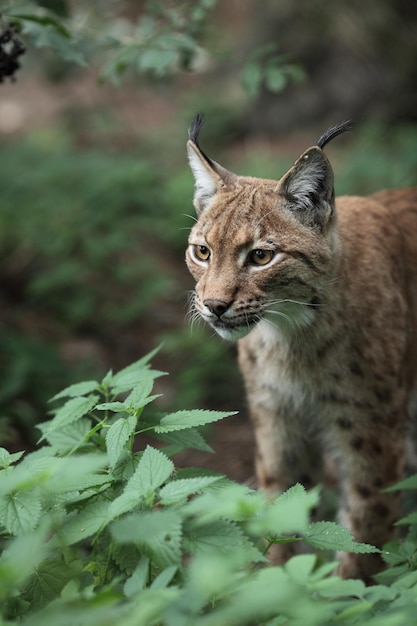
[4, 0, 217, 82]
[0, 136, 170, 330]
[1, 349, 417, 624]
[242, 42, 306, 98]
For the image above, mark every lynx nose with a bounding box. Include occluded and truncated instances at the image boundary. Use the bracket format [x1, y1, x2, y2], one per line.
[204, 298, 231, 318]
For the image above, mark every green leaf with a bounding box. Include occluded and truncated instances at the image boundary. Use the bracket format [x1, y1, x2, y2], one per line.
[54, 497, 109, 546]
[36, 454, 109, 494]
[95, 401, 127, 412]
[395, 511, 417, 525]
[123, 556, 149, 598]
[125, 445, 174, 493]
[109, 446, 174, 518]
[17, 16, 87, 65]
[156, 427, 214, 454]
[110, 348, 162, 393]
[150, 565, 177, 589]
[159, 476, 221, 505]
[49, 380, 99, 402]
[184, 518, 261, 562]
[0, 490, 42, 534]
[123, 371, 162, 408]
[284, 553, 317, 584]
[22, 557, 79, 609]
[155, 409, 236, 433]
[312, 573, 367, 598]
[265, 64, 287, 92]
[111, 510, 182, 568]
[0, 524, 48, 596]
[241, 61, 263, 97]
[41, 395, 98, 435]
[304, 521, 379, 554]
[184, 482, 264, 523]
[384, 473, 417, 491]
[0, 448, 24, 469]
[39, 418, 92, 452]
[105, 414, 137, 468]
[250, 484, 318, 537]
[113, 544, 141, 577]
[285, 63, 306, 84]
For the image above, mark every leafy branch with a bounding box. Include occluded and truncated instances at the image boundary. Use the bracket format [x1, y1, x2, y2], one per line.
[2, 0, 217, 82]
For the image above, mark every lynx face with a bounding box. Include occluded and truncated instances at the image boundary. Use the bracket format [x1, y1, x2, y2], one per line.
[186, 183, 334, 341]
[186, 115, 340, 342]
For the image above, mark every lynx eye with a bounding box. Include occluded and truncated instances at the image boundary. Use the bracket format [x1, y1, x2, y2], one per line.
[248, 249, 274, 266]
[192, 244, 211, 262]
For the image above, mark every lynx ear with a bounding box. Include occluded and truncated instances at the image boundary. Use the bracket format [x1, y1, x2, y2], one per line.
[279, 147, 335, 228]
[187, 114, 236, 214]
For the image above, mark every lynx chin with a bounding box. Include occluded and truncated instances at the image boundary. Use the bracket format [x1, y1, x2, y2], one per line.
[185, 113, 417, 583]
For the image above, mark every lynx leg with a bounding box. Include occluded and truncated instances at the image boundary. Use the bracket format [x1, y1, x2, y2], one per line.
[334, 419, 406, 582]
[249, 402, 324, 563]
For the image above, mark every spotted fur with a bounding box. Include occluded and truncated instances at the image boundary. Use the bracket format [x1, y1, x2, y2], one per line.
[185, 115, 417, 582]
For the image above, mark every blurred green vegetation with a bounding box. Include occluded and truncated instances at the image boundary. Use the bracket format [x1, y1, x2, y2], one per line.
[0, 118, 242, 446]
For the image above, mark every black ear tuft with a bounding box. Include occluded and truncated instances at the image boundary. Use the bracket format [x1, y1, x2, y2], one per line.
[316, 120, 354, 150]
[188, 112, 205, 145]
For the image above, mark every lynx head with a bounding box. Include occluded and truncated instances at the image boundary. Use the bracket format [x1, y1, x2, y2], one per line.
[186, 114, 352, 341]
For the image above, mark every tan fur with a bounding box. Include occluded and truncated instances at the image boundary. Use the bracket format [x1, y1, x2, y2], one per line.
[185, 122, 417, 583]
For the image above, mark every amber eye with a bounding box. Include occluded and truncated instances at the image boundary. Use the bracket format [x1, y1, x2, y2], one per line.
[193, 244, 211, 262]
[248, 249, 274, 266]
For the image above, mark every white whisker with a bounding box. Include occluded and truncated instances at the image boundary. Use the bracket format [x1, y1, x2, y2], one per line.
[182, 213, 198, 223]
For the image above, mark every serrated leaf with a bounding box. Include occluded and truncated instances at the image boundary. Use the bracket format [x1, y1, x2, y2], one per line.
[395, 511, 417, 526]
[312, 574, 366, 598]
[249, 484, 318, 537]
[55, 497, 109, 546]
[95, 401, 127, 412]
[40, 418, 92, 452]
[184, 482, 264, 523]
[105, 414, 137, 468]
[304, 521, 379, 554]
[155, 409, 236, 433]
[111, 510, 182, 568]
[110, 347, 163, 392]
[108, 446, 174, 519]
[21, 557, 78, 609]
[156, 427, 214, 454]
[150, 565, 177, 589]
[0, 448, 24, 469]
[184, 518, 262, 562]
[159, 476, 221, 505]
[0, 524, 48, 592]
[284, 553, 317, 584]
[125, 445, 174, 494]
[384, 473, 417, 492]
[114, 369, 164, 408]
[49, 380, 99, 402]
[42, 395, 98, 435]
[38, 454, 109, 494]
[124, 378, 161, 408]
[113, 544, 141, 577]
[0, 490, 42, 534]
[123, 556, 149, 598]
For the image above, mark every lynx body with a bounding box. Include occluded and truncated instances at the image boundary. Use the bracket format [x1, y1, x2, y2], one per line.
[185, 115, 417, 581]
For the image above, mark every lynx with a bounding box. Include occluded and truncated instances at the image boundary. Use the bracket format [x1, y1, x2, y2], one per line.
[185, 113, 417, 582]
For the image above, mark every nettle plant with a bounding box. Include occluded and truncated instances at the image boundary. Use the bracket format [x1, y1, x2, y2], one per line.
[1, 349, 417, 625]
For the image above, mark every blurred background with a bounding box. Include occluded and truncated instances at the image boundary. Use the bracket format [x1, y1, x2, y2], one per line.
[1, 0, 416, 481]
